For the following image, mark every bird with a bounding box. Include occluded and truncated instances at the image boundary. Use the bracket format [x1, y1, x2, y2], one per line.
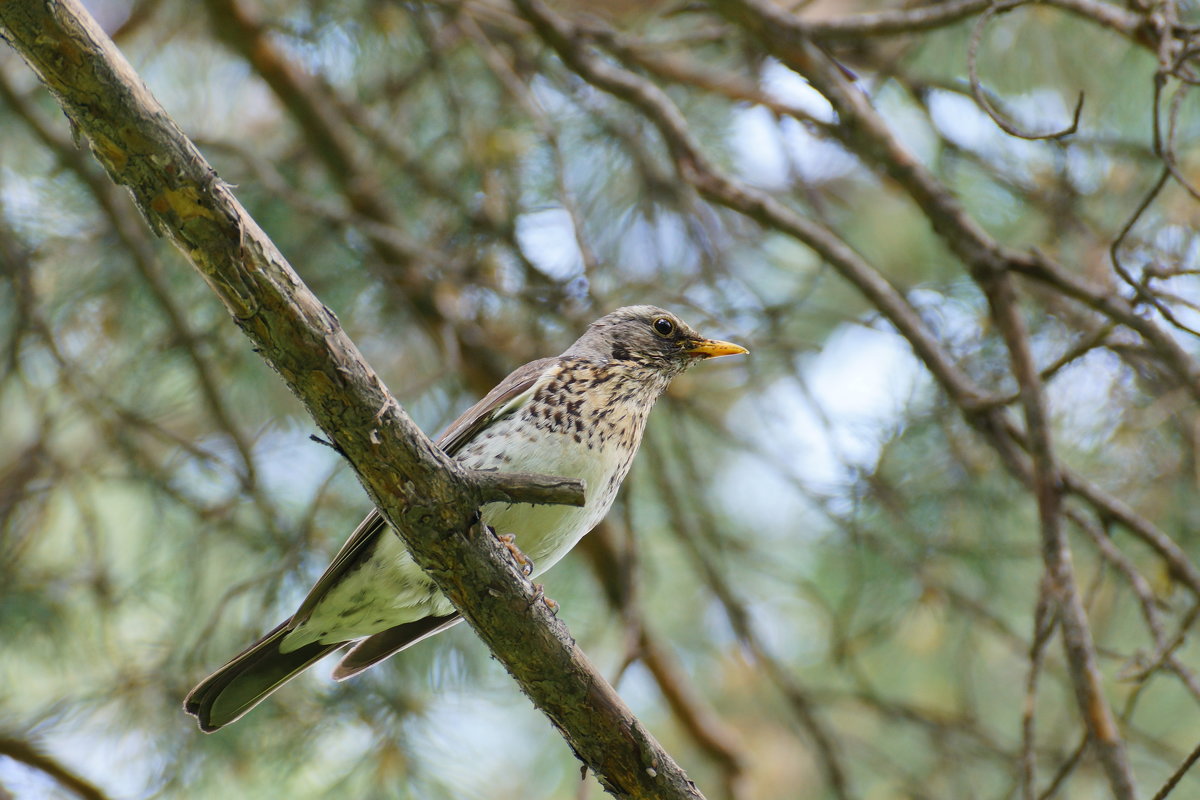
[184, 305, 747, 731]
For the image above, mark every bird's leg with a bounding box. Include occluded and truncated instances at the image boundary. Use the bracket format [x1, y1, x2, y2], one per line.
[491, 529, 555, 611]
[529, 583, 560, 615]
[494, 530, 534, 577]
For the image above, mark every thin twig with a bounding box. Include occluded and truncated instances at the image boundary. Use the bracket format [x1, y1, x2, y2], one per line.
[967, 0, 1084, 140]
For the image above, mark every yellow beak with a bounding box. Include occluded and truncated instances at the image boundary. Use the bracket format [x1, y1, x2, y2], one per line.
[686, 338, 749, 358]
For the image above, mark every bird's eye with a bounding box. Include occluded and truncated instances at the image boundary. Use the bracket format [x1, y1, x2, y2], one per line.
[652, 317, 675, 337]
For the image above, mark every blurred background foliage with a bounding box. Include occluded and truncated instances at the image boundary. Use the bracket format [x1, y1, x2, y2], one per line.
[4, 0, 1200, 798]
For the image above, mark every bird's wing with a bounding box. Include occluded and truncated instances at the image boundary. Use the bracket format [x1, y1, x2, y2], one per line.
[288, 356, 558, 626]
[435, 356, 556, 456]
[289, 509, 388, 626]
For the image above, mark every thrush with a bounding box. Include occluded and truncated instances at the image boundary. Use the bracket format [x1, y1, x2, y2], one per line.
[184, 305, 747, 731]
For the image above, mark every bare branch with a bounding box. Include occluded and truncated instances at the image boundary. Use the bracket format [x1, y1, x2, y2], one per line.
[1152, 738, 1200, 800]
[0, 735, 111, 800]
[471, 470, 586, 507]
[983, 269, 1136, 798]
[966, 1, 1084, 140]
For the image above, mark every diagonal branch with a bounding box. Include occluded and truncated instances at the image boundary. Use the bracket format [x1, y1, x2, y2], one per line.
[0, 734, 112, 800]
[982, 270, 1137, 799]
[0, 2, 705, 798]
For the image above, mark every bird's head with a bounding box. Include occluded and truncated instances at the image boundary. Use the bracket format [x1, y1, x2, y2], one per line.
[568, 305, 748, 376]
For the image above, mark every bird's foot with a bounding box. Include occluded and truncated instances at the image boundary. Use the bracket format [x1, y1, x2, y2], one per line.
[495, 532, 534, 577]
[529, 583, 560, 615]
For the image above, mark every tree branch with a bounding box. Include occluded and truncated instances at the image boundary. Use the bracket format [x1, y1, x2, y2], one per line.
[0, 2, 698, 797]
[983, 269, 1136, 799]
[0, 735, 112, 800]
[472, 469, 586, 507]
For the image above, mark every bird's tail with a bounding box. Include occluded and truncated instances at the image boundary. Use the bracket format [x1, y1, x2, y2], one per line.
[331, 613, 461, 680]
[183, 621, 346, 732]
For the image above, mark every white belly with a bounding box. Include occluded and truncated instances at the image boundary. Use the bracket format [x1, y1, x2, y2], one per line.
[467, 413, 627, 571]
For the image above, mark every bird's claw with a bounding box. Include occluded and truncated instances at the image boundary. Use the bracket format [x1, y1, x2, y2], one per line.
[529, 583, 560, 615]
[495, 531, 534, 577]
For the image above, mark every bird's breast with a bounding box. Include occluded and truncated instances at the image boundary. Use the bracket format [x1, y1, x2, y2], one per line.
[454, 370, 652, 571]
